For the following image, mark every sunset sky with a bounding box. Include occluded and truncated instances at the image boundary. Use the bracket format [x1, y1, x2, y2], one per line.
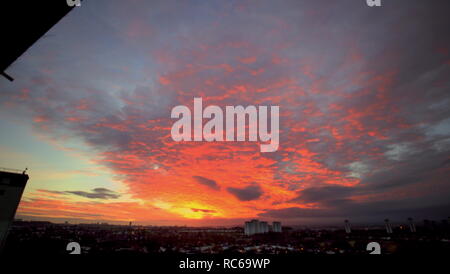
[1, 0, 449, 226]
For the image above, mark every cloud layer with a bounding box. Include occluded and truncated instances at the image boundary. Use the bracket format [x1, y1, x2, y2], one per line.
[1, 0, 449, 225]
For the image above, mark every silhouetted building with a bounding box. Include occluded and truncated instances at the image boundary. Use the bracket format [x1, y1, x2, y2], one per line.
[408, 217, 416, 233]
[244, 221, 251, 235]
[384, 219, 393, 234]
[272, 222, 282, 233]
[246, 219, 260, 235]
[260, 221, 268, 233]
[244, 220, 280, 235]
[0, 169, 29, 251]
[344, 219, 351, 234]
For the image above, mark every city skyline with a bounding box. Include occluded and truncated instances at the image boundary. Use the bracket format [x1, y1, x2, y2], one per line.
[1, 0, 450, 227]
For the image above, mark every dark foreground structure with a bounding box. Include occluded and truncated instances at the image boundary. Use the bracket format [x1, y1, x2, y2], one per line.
[0, 170, 29, 251]
[0, 1, 76, 81]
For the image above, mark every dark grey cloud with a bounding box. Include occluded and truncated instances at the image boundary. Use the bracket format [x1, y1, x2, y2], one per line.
[191, 208, 217, 213]
[65, 188, 121, 199]
[192, 176, 220, 191]
[260, 202, 450, 224]
[290, 185, 356, 205]
[280, 148, 450, 222]
[227, 184, 263, 201]
[259, 207, 332, 219]
[262, 177, 450, 223]
[38, 189, 66, 195]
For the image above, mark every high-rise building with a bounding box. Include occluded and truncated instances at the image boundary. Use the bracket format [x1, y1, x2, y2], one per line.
[244, 219, 279, 235]
[344, 219, 351, 234]
[250, 219, 259, 235]
[0, 169, 29, 251]
[384, 218, 393, 234]
[407, 217, 416, 233]
[260, 221, 268, 233]
[272, 221, 282, 233]
[244, 221, 251, 236]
